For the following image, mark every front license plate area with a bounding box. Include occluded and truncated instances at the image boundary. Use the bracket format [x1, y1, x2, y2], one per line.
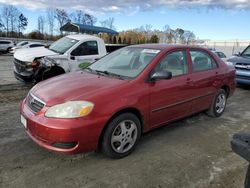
[21, 115, 27, 129]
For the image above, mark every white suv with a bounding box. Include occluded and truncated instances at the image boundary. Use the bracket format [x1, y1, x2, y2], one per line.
[0, 40, 15, 53]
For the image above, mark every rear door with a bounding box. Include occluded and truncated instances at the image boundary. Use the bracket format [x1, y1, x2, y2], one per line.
[69, 41, 100, 71]
[149, 49, 194, 127]
[188, 50, 220, 112]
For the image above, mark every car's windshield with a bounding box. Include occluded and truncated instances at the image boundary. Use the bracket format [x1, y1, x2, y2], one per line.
[17, 41, 28, 46]
[49, 37, 79, 54]
[241, 46, 250, 58]
[88, 47, 161, 79]
[215, 52, 226, 58]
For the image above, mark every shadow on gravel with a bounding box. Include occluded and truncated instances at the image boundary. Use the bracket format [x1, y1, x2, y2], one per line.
[237, 84, 250, 90]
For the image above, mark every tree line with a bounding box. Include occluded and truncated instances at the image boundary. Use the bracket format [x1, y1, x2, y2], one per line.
[0, 5, 196, 44]
[0, 5, 28, 38]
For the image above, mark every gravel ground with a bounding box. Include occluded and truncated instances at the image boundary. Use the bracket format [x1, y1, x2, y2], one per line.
[0, 85, 250, 188]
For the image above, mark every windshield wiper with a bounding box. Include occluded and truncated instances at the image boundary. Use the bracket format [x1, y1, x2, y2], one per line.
[95, 70, 126, 80]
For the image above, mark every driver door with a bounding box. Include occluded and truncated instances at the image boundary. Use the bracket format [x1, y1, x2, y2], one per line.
[149, 50, 194, 127]
[69, 41, 100, 71]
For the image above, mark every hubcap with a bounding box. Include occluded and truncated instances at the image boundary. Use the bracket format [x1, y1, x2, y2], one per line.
[215, 93, 226, 114]
[111, 120, 138, 154]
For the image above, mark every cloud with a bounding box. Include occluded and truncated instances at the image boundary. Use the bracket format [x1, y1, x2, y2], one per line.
[0, 0, 250, 13]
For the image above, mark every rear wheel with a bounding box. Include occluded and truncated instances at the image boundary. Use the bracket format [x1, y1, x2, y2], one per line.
[102, 113, 141, 158]
[206, 89, 227, 117]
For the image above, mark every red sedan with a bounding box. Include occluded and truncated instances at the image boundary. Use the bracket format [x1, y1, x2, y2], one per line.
[20, 44, 235, 158]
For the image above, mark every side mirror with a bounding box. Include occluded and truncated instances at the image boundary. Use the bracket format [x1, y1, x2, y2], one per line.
[150, 70, 172, 81]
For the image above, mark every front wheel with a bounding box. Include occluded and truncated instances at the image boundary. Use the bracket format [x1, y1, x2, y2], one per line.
[206, 89, 227, 117]
[102, 113, 141, 159]
[6, 47, 11, 53]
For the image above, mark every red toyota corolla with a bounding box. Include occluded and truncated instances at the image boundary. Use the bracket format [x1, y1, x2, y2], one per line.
[20, 44, 235, 158]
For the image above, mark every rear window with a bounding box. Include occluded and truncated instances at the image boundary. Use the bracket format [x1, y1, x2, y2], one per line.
[190, 51, 218, 72]
[0, 41, 11, 44]
[30, 44, 44, 48]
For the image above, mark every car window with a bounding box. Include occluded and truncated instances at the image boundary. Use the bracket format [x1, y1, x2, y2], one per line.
[154, 51, 188, 76]
[71, 41, 98, 56]
[49, 37, 79, 54]
[17, 41, 28, 46]
[218, 52, 226, 58]
[89, 47, 160, 79]
[0, 41, 11, 44]
[241, 46, 250, 58]
[190, 51, 217, 72]
[30, 44, 44, 48]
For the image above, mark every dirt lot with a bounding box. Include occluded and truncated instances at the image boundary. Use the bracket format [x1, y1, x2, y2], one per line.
[0, 54, 250, 187]
[0, 85, 249, 188]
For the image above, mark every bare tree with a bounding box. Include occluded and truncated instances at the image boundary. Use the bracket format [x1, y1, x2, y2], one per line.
[54, 9, 69, 35]
[0, 17, 5, 33]
[70, 10, 83, 23]
[83, 13, 96, 26]
[100, 17, 116, 30]
[70, 10, 96, 26]
[18, 13, 28, 37]
[47, 8, 55, 37]
[9, 6, 20, 35]
[163, 25, 171, 43]
[183, 31, 196, 44]
[1, 5, 24, 37]
[37, 16, 45, 35]
[1, 6, 11, 36]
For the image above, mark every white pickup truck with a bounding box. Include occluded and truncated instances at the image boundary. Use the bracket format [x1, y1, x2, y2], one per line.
[13, 34, 125, 82]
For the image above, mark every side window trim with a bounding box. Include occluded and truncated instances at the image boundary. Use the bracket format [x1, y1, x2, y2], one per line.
[189, 49, 218, 73]
[152, 49, 189, 79]
[71, 40, 99, 57]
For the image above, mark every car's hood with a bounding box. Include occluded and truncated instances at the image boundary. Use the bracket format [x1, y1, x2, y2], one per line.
[14, 47, 58, 62]
[228, 56, 250, 65]
[31, 71, 128, 106]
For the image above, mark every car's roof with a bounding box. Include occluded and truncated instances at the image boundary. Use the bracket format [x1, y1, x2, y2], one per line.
[0, 40, 13, 42]
[28, 42, 43, 45]
[128, 44, 208, 51]
[66, 34, 101, 41]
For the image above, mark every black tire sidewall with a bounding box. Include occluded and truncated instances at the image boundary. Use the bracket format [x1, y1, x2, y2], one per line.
[102, 113, 141, 159]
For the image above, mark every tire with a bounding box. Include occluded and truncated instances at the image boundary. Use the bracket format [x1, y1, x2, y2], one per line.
[6, 47, 11, 53]
[206, 89, 227, 117]
[102, 113, 141, 159]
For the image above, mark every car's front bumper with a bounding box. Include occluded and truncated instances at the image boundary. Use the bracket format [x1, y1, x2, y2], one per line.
[13, 61, 35, 83]
[236, 69, 250, 85]
[20, 98, 107, 154]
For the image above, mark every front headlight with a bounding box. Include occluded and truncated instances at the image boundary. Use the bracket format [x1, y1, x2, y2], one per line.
[45, 101, 94, 118]
[225, 61, 234, 67]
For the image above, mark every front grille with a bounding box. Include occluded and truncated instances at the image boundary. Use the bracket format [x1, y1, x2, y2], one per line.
[14, 58, 27, 72]
[235, 63, 250, 70]
[27, 93, 45, 113]
[237, 75, 250, 80]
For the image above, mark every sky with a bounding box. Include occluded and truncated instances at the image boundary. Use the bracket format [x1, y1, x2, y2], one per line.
[0, 0, 250, 40]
